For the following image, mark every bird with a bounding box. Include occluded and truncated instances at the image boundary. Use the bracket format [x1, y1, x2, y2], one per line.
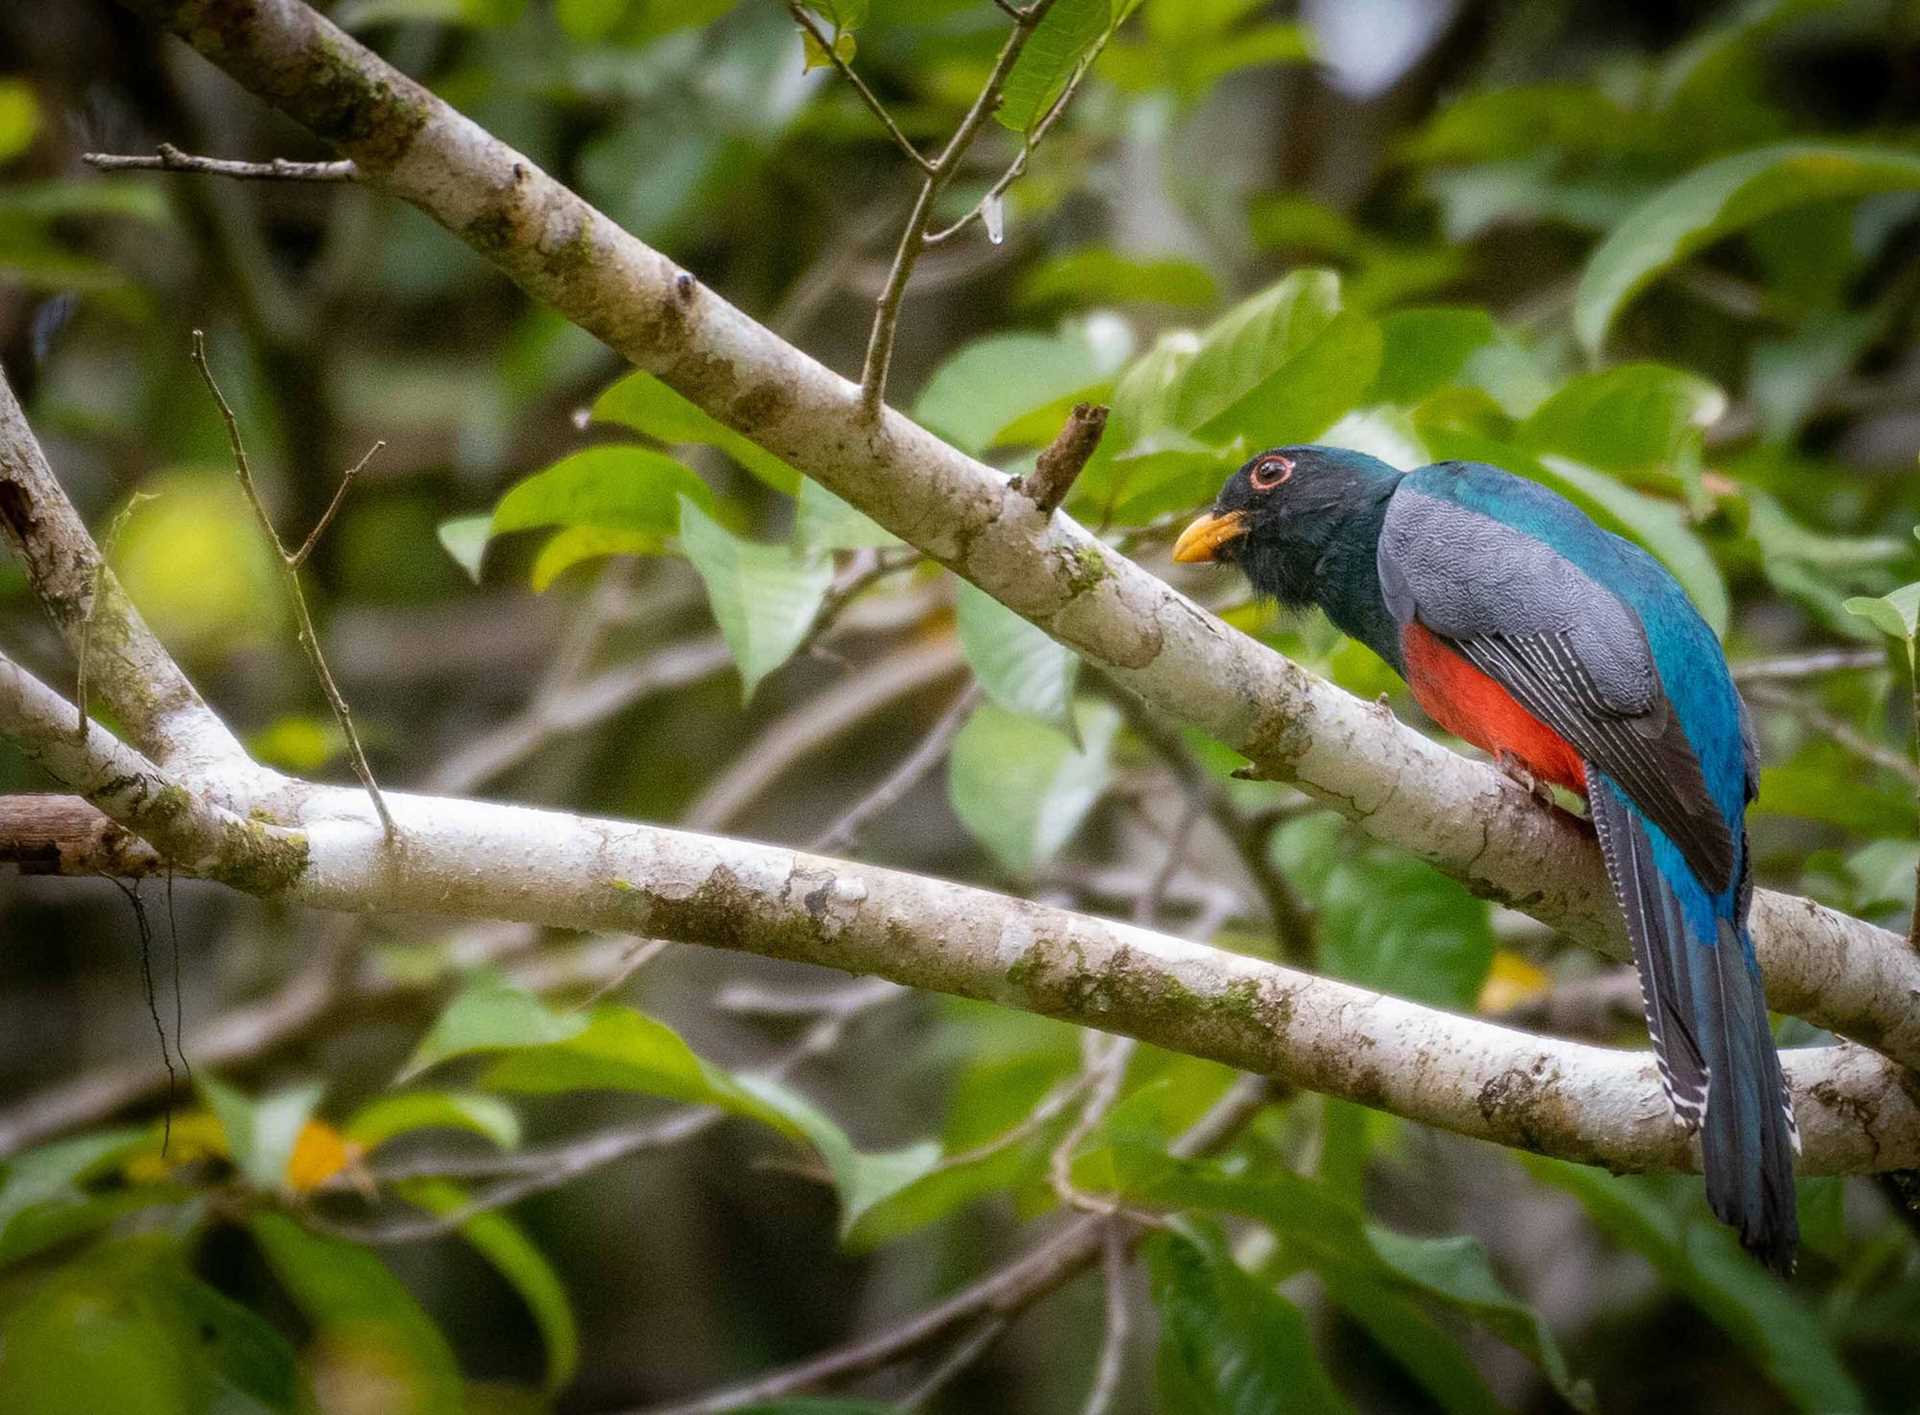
[1172, 445, 1799, 1273]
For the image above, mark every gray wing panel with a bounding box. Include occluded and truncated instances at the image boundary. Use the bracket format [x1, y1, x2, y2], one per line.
[1380, 486, 1736, 890]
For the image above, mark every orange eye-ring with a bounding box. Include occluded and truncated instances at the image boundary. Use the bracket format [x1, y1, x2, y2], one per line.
[1249, 454, 1294, 491]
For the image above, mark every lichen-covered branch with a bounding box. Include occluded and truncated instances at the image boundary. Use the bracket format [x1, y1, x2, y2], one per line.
[0, 364, 246, 775]
[109, 0, 1920, 1074]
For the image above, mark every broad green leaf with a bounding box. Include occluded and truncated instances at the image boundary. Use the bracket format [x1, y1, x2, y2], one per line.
[996, 0, 1108, 133]
[1757, 751, 1918, 836]
[913, 329, 1116, 456]
[250, 1214, 464, 1415]
[435, 514, 491, 582]
[400, 1180, 578, 1392]
[490, 446, 713, 547]
[954, 578, 1078, 737]
[679, 497, 834, 702]
[0, 1127, 154, 1266]
[1518, 364, 1727, 471]
[398, 973, 589, 1083]
[198, 1076, 326, 1192]
[1370, 308, 1499, 407]
[1117, 1150, 1593, 1411]
[345, 1092, 522, 1152]
[0, 179, 171, 225]
[736, 1077, 942, 1241]
[1170, 268, 1344, 434]
[1525, 1160, 1863, 1412]
[482, 1006, 799, 1137]
[793, 477, 898, 552]
[1576, 143, 1920, 353]
[1845, 584, 1920, 648]
[1276, 816, 1493, 1009]
[1016, 247, 1219, 310]
[1534, 456, 1730, 636]
[529, 526, 665, 591]
[948, 699, 1119, 874]
[593, 370, 800, 493]
[0, 79, 38, 164]
[1314, 1264, 1506, 1415]
[1150, 1223, 1352, 1415]
[1401, 82, 1640, 164]
[0, 1235, 299, 1415]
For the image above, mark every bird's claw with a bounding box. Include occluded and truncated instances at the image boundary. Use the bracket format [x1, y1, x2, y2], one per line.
[1495, 751, 1556, 808]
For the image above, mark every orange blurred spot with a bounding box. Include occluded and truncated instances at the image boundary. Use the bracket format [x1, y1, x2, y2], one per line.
[286, 1120, 364, 1193]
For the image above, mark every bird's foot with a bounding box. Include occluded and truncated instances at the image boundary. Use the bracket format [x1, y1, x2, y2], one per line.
[1495, 750, 1556, 808]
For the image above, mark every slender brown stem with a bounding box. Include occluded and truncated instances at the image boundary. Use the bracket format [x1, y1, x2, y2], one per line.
[83, 143, 357, 181]
[856, 0, 1058, 417]
[291, 440, 382, 569]
[189, 330, 396, 838]
[1017, 402, 1107, 513]
[809, 682, 981, 853]
[784, 3, 932, 173]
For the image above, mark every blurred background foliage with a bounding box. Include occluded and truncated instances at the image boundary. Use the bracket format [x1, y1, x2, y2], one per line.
[2, 0, 1920, 1410]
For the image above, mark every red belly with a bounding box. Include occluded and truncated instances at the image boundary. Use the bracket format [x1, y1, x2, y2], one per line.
[1401, 622, 1586, 795]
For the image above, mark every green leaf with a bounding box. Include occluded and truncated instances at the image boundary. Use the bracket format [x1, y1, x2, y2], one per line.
[0, 79, 39, 164]
[996, 0, 1108, 133]
[678, 497, 834, 702]
[948, 699, 1119, 874]
[399, 1180, 578, 1392]
[913, 330, 1117, 457]
[1518, 364, 1727, 472]
[1401, 82, 1639, 164]
[198, 1076, 326, 1192]
[1845, 584, 1920, 646]
[954, 578, 1079, 738]
[529, 526, 666, 591]
[1150, 1223, 1352, 1415]
[490, 446, 714, 548]
[250, 1213, 464, 1415]
[482, 1006, 800, 1138]
[0, 1236, 299, 1415]
[0, 1127, 154, 1265]
[435, 514, 491, 582]
[794, 477, 898, 553]
[1016, 247, 1219, 310]
[1370, 308, 1499, 407]
[344, 1092, 522, 1152]
[1575, 142, 1920, 353]
[1525, 1160, 1863, 1413]
[398, 973, 590, 1084]
[593, 370, 800, 493]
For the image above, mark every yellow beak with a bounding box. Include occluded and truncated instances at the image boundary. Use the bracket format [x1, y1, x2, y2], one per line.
[1171, 509, 1248, 564]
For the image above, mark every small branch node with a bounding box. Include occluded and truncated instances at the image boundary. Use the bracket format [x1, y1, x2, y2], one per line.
[1015, 402, 1107, 513]
[289, 439, 382, 570]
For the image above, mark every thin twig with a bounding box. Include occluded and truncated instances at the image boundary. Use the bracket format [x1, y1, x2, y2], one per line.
[188, 330, 395, 838]
[1080, 1222, 1131, 1415]
[291, 440, 382, 569]
[1733, 647, 1887, 683]
[640, 1073, 1279, 1414]
[923, 24, 1107, 249]
[784, 3, 932, 173]
[897, 1318, 1008, 1409]
[1015, 402, 1107, 513]
[572, 938, 671, 1012]
[857, 0, 1058, 417]
[83, 143, 357, 181]
[810, 683, 981, 853]
[1745, 680, 1920, 787]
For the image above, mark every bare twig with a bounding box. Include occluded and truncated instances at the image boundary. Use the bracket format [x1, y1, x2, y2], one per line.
[189, 330, 395, 838]
[1745, 680, 1920, 787]
[83, 143, 357, 181]
[1015, 402, 1108, 513]
[572, 937, 671, 1011]
[1733, 648, 1887, 683]
[1081, 1223, 1132, 1415]
[290, 440, 382, 570]
[810, 683, 981, 853]
[641, 1074, 1279, 1414]
[857, 0, 1058, 417]
[784, 3, 932, 173]
[897, 1318, 1008, 1409]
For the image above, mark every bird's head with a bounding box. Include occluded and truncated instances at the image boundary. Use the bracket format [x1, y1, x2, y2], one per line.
[1171, 444, 1404, 609]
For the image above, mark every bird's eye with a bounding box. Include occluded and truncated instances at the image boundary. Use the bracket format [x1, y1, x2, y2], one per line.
[1249, 454, 1294, 491]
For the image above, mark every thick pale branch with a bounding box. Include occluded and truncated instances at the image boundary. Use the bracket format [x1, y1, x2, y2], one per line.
[109, 0, 1920, 1073]
[0, 366, 246, 775]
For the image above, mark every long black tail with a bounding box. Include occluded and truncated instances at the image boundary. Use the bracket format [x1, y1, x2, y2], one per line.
[1587, 769, 1799, 1274]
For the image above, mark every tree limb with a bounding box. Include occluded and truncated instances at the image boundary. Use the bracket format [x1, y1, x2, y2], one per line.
[105, 0, 1920, 1075]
